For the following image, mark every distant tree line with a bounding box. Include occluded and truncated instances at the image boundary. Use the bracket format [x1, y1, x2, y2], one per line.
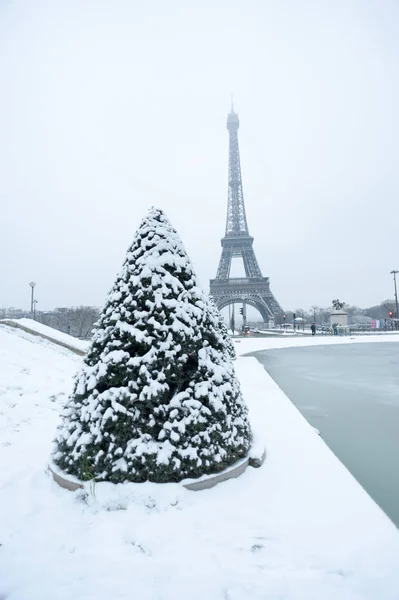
[247, 298, 397, 328]
[0, 298, 397, 337]
[0, 306, 100, 339]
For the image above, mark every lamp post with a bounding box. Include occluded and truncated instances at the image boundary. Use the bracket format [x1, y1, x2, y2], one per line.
[311, 305, 317, 325]
[29, 281, 36, 319]
[390, 270, 399, 319]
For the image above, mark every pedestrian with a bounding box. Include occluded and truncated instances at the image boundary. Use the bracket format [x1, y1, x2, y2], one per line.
[311, 322, 316, 336]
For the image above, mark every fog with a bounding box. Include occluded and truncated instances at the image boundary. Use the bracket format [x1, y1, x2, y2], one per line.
[1, 0, 398, 314]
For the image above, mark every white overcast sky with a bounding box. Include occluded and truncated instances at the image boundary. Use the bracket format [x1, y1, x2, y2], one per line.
[1, 0, 399, 314]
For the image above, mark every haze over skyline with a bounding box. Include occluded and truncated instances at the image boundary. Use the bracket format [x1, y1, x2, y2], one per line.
[1, 0, 399, 314]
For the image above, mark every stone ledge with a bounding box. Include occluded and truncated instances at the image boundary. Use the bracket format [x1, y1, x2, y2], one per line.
[49, 465, 84, 492]
[49, 448, 266, 493]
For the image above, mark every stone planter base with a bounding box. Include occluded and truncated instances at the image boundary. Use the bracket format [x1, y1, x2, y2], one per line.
[50, 465, 84, 492]
[49, 448, 266, 493]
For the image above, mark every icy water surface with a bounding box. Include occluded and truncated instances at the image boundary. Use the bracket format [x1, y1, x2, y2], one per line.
[250, 342, 399, 528]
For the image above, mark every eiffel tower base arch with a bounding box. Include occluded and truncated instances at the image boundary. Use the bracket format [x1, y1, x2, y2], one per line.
[210, 277, 282, 325]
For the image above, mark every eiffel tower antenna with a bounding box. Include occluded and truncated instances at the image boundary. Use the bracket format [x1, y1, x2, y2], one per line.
[210, 106, 283, 324]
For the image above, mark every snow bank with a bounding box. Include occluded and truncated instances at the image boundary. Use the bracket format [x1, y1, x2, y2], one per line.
[1, 326, 399, 599]
[234, 331, 399, 355]
[0, 318, 89, 354]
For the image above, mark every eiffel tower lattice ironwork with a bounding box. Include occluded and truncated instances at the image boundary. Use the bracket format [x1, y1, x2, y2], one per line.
[210, 107, 283, 323]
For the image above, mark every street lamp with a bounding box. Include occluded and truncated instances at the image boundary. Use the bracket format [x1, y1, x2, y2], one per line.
[311, 305, 317, 325]
[390, 270, 399, 319]
[29, 281, 36, 319]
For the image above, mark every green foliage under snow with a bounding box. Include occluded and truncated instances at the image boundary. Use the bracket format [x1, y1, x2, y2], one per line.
[53, 208, 251, 483]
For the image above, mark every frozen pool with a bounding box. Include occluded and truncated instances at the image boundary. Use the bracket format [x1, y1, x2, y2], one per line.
[249, 342, 399, 528]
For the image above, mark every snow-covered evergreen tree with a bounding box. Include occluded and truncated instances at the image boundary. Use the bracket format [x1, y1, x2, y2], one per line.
[53, 208, 251, 484]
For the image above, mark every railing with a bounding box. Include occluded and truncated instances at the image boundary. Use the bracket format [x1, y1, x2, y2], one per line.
[210, 277, 269, 285]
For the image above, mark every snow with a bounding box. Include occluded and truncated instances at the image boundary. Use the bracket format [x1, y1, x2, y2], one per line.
[234, 331, 399, 355]
[53, 209, 250, 483]
[0, 318, 89, 353]
[1, 327, 399, 599]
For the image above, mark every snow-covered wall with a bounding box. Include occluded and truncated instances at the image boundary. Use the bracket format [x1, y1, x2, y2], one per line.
[0, 318, 89, 355]
[234, 332, 399, 355]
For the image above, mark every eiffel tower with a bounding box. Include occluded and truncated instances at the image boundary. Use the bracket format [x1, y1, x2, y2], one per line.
[210, 107, 283, 324]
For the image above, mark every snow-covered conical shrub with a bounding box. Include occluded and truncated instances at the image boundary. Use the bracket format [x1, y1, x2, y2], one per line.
[53, 208, 251, 484]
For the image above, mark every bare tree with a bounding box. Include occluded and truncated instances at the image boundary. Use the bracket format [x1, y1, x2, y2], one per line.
[39, 306, 100, 338]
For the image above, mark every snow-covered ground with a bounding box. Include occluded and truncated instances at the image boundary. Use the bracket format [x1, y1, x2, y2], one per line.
[234, 331, 399, 355]
[1, 326, 399, 599]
